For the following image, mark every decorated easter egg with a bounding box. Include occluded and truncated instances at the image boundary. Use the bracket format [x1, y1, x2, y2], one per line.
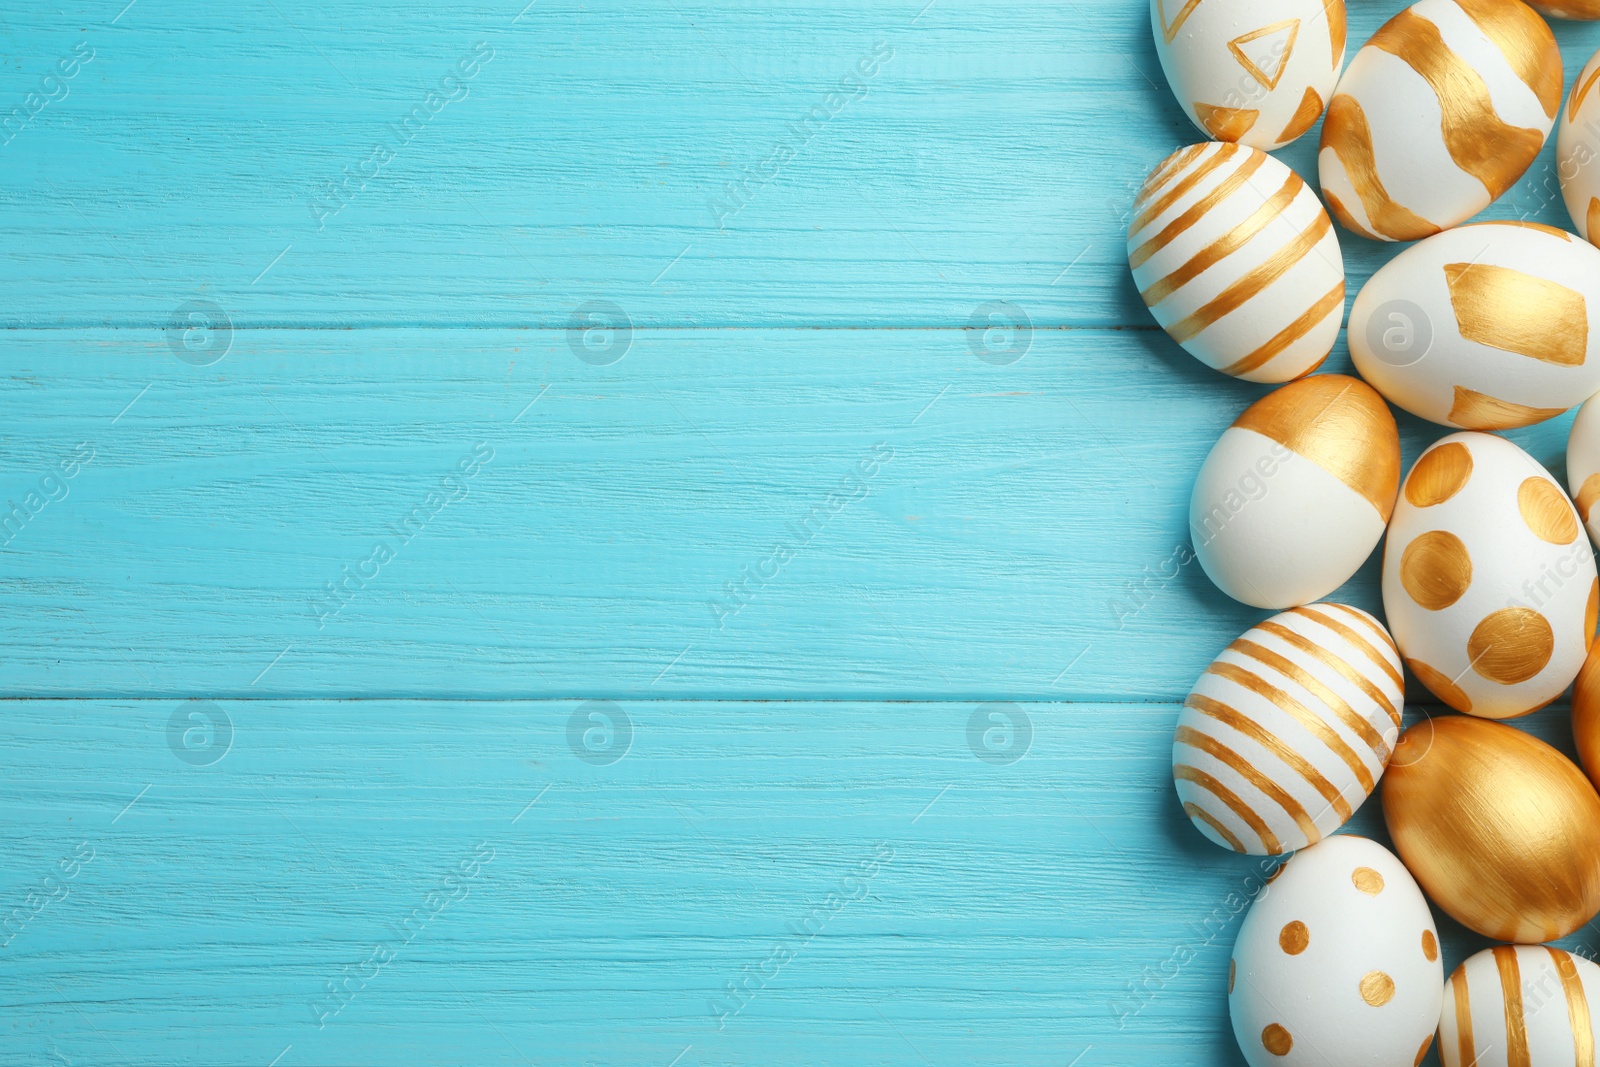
[1382, 431, 1593, 716]
[1319, 0, 1562, 242]
[1530, 0, 1600, 19]
[1560, 47, 1600, 243]
[1383, 432, 1595, 718]
[1384, 715, 1600, 942]
[1439, 945, 1600, 1067]
[1129, 142, 1345, 383]
[1349, 222, 1600, 430]
[1229, 836, 1442, 1067]
[1150, 0, 1345, 150]
[1571, 641, 1600, 789]
[1567, 393, 1600, 546]
[1191, 375, 1398, 608]
[1174, 603, 1403, 855]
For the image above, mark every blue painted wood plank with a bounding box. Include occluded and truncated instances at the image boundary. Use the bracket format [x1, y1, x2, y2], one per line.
[0, 327, 1575, 699]
[3, 1, 1599, 327]
[1, 698, 1571, 1066]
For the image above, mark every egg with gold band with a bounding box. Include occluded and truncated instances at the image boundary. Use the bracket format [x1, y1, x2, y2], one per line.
[1128, 142, 1345, 383]
[1383, 432, 1595, 719]
[1566, 393, 1600, 548]
[1150, 0, 1345, 151]
[1319, 0, 1562, 242]
[1174, 604, 1402, 855]
[1559, 47, 1600, 244]
[1228, 836, 1442, 1067]
[1191, 375, 1398, 609]
[1382, 715, 1600, 943]
[1437, 945, 1600, 1067]
[1349, 222, 1600, 431]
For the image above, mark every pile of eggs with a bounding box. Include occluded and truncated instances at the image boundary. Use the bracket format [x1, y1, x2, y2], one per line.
[1138, 0, 1600, 1062]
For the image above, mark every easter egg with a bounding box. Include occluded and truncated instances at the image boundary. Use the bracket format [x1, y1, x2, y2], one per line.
[1174, 604, 1403, 855]
[1319, 0, 1562, 242]
[1570, 641, 1600, 789]
[1383, 715, 1600, 942]
[1150, 0, 1345, 150]
[1191, 375, 1398, 608]
[1438, 945, 1600, 1067]
[1566, 393, 1600, 546]
[1383, 432, 1595, 718]
[1129, 142, 1346, 383]
[1530, 0, 1600, 19]
[1228, 835, 1442, 1067]
[1349, 222, 1600, 430]
[1559, 47, 1600, 243]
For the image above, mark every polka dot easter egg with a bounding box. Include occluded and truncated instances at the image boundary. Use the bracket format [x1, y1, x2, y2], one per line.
[1151, 0, 1345, 151]
[1383, 432, 1596, 719]
[1229, 835, 1442, 1067]
[1174, 603, 1403, 855]
[1128, 142, 1345, 383]
[1438, 946, 1600, 1066]
[1320, 0, 1562, 242]
[1349, 222, 1600, 431]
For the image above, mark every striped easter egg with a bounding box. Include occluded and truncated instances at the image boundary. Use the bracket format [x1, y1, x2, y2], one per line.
[1173, 603, 1404, 855]
[1438, 946, 1600, 1067]
[1128, 141, 1345, 383]
[1319, 0, 1562, 242]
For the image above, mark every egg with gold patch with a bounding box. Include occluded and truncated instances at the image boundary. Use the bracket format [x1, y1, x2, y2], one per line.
[1319, 0, 1562, 242]
[1129, 142, 1345, 383]
[1229, 836, 1442, 1067]
[1566, 393, 1600, 548]
[1174, 603, 1403, 855]
[1191, 375, 1398, 608]
[1438, 945, 1600, 1067]
[1531, 0, 1600, 20]
[1559, 47, 1600, 243]
[1349, 222, 1600, 431]
[1151, 0, 1345, 150]
[1384, 715, 1600, 943]
[1383, 432, 1594, 719]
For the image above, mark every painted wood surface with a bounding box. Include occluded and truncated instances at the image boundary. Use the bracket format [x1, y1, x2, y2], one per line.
[6, 1, 1600, 1065]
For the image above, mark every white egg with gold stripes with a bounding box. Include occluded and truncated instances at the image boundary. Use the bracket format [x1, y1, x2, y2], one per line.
[1319, 0, 1562, 242]
[1350, 222, 1600, 430]
[1191, 375, 1399, 610]
[1383, 432, 1597, 720]
[1151, 0, 1345, 150]
[1174, 604, 1403, 855]
[1560, 46, 1600, 243]
[1438, 945, 1600, 1067]
[1229, 836, 1442, 1067]
[1128, 142, 1345, 383]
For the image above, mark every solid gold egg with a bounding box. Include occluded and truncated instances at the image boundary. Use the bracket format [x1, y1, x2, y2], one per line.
[1382, 715, 1600, 942]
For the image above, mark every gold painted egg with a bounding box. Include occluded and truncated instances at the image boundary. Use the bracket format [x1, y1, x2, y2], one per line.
[1560, 47, 1600, 243]
[1228, 836, 1442, 1067]
[1151, 0, 1345, 150]
[1529, 0, 1600, 18]
[1383, 715, 1600, 943]
[1570, 640, 1600, 790]
[1349, 222, 1600, 431]
[1128, 142, 1346, 383]
[1319, 0, 1562, 242]
[1438, 945, 1600, 1067]
[1192, 375, 1399, 609]
[1382, 432, 1596, 719]
[1174, 603, 1403, 855]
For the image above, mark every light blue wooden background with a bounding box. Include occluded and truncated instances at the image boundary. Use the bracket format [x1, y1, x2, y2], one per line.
[5, 2, 1600, 1064]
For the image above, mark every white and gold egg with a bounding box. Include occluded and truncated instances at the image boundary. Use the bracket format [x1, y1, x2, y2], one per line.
[1319, 0, 1563, 242]
[1349, 221, 1600, 430]
[1438, 945, 1600, 1067]
[1174, 604, 1403, 855]
[1560, 46, 1600, 244]
[1129, 142, 1345, 383]
[1191, 375, 1399, 609]
[1151, 0, 1345, 150]
[1569, 394, 1600, 547]
[1229, 835, 1442, 1067]
[1382, 432, 1597, 719]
